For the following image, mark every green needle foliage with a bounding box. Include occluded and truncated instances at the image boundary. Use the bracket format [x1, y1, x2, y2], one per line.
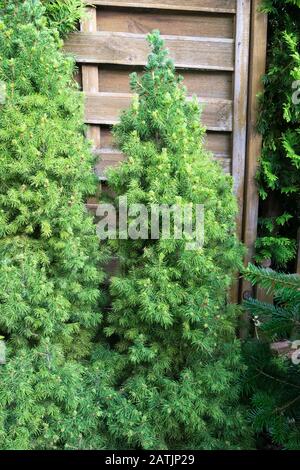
[256, 0, 300, 268]
[90, 31, 251, 450]
[0, 0, 106, 449]
[243, 264, 300, 449]
[41, 0, 86, 37]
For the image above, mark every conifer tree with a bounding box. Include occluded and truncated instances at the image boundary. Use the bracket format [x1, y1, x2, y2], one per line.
[90, 32, 251, 450]
[41, 0, 86, 37]
[243, 264, 300, 450]
[0, 0, 105, 449]
[255, 0, 300, 269]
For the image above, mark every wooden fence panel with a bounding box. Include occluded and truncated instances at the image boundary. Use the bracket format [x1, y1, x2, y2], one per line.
[84, 92, 233, 131]
[64, 1, 240, 179]
[98, 68, 233, 99]
[97, 8, 234, 38]
[64, 32, 234, 70]
[80, 7, 101, 148]
[65, 1, 267, 304]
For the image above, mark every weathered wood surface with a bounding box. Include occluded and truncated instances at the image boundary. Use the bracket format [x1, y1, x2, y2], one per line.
[64, 32, 235, 71]
[84, 92, 233, 131]
[95, 148, 231, 180]
[85, 0, 236, 14]
[81, 7, 101, 148]
[99, 126, 232, 157]
[72, 2, 269, 308]
[237, 0, 268, 329]
[98, 9, 234, 38]
[230, 0, 251, 304]
[241, 0, 268, 310]
[232, 0, 251, 240]
[96, 126, 232, 180]
[99, 68, 233, 99]
[205, 132, 232, 158]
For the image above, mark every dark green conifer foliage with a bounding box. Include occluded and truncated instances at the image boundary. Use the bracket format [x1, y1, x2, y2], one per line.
[91, 32, 251, 450]
[255, 0, 300, 268]
[243, 264, 300, 449]
[41, 0, 86, 37]
[0, 0, 105, 449]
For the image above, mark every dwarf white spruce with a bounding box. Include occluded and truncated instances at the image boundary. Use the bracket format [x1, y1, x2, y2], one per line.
[89, 31, 252, 450]
[0, 0, 106, 449]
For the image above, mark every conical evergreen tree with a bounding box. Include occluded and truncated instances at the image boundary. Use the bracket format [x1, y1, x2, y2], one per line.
[0, 0, 105, 449]
[90, 32, 251, 450]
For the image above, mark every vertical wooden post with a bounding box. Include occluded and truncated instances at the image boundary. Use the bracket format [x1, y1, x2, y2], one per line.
[231, 0, 251, 303]
[240, 0, 268, 336]
[232, 0, 251, 239]
[81, 6, 100, 149]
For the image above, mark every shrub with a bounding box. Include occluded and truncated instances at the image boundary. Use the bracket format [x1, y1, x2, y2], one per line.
[90, 32, 251, 450]
[243, 264, 300, 449]
[41, 0, 86, 37]
[256, 0, 300, 269]
[0, 0, 105, 449]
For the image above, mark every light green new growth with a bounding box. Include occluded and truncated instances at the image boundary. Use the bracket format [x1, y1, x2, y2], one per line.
[89, 31, 251, 450]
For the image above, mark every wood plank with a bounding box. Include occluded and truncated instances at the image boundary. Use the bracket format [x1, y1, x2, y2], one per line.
[100, 126, 232, 155]
[95, 149, 124, 180]
[85, 92, 233, 131]
[231, 0, 251, 304]
[64, 32, 234, 71]
[97, 9, 234, 38]
[95, 148, 231, 180]
[205, 131, 232, 157]
[99, 67, 233, 99]
[86, 0, 236, 14]
[240, 0, 268, 319]
[81, 7, 101, 147]
[100, 126, 116, 148]
[232, 0, 251, 238]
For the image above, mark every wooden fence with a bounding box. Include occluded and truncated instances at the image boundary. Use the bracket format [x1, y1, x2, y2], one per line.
[64, 0, 268, 301]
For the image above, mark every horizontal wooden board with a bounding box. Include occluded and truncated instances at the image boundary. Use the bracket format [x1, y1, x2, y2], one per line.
[205, 131, 232, 156]
[100, 126, 116, 148]
[95, 147, 231, 180]
[98, 67, 233, 99]
[100, 126, 232, 153]
[86, 0, 236, 14]
[85, 92, 233, 131]
[64, 32, 234, 71]
[95, 149, 124, 180]
[97, 9, 234, 38]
